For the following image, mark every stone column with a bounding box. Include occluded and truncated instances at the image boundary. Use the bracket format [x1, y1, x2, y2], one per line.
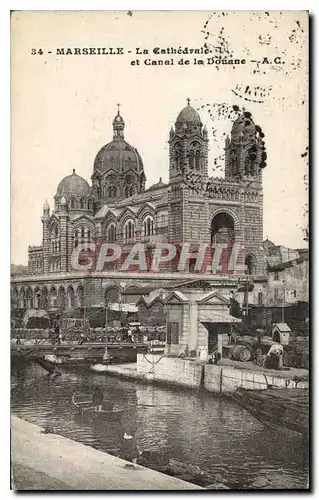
[59, 197, 69, 272]
[42, 200, 50, 274]
[188, 301, 198, 355]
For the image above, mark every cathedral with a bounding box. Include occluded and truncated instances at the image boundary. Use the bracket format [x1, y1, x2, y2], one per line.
[12, 100, 267, 310]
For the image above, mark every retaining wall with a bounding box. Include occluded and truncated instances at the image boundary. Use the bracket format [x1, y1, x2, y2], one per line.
[204, 364, 308, 394]
[136, 354, 203, 389]
[135, 354, 308, 394]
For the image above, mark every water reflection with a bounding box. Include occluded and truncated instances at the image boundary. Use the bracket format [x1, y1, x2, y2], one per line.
[11, 361, 308, 489]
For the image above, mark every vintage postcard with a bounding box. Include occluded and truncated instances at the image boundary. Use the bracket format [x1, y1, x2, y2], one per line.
[11, 10, 309, 491]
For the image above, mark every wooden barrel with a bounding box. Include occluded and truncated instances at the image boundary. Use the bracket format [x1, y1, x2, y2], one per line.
[231, 345, 252, 362]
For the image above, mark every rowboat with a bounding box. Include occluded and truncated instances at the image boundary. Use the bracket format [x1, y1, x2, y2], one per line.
[72, 393, 124, 421]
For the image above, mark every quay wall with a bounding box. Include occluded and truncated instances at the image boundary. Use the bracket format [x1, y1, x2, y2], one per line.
[134, 354, 309, 394]
[136, 354, 203, 389]
[204, 364, 309, 393]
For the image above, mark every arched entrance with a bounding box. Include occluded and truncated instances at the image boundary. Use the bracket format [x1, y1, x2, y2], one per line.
[42, 287, 49, 309]
[76, 286, 84, 308]
[26, 288, 34, 309]
[67, 286, 75, 309]
[50, 287, 57, 307]
[34, 287, 41, 309]
[211, 212, 235, 244]
[105, 287, 120, 305]
[58, 287, 66, 309]
[19, 288, 26, 309]
[273, 330, 280, 343]
[210, 212, 235, 273]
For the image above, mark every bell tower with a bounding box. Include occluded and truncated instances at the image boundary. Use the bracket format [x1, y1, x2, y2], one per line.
[224, 110, 266, 275]
[168, 99, 208, 183]
[225, 111, 267, 182]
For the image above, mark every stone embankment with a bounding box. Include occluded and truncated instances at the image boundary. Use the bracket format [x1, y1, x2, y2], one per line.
[102, 354, 309, 394]
[11, 416, 201, 490]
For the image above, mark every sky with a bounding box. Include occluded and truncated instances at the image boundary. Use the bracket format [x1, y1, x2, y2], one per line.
[11, 10, 308, 265]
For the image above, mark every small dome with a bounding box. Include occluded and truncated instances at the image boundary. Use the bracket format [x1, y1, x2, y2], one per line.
[147, 177, 167, 191]
[176, 101, 202, 125]
[57, 169, 90, 198]
[113, 113, 124, 124]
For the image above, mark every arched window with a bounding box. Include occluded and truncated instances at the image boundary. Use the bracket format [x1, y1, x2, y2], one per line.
[70, 199, 75, 209]
[88, 199, 93, 210]
[50, 224, 60, 253]
[81, 227, 85, 239]
[80, 199, 84, 209]
[125, 220, 135, 242]
[188, 150, 194, 169]
[188, 141, 201, 171]
[195, 151, 201, 170]
[143, 216, 155, 236]
[107, 223, 117, 243]
[174, 143, 182, 171]
[245, 148, 257, 177]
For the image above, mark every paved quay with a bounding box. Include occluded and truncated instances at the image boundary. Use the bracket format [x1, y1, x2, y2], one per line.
[11, 416, 202, 491]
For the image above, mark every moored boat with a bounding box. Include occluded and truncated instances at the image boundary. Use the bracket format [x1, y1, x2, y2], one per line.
[231, 387, 309, 437]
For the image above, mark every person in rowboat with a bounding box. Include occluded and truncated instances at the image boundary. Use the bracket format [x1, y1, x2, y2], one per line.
[92, 387, 104, 411]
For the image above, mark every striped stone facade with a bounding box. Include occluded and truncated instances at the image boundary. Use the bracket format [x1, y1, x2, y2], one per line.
[14, 101, 266, 312]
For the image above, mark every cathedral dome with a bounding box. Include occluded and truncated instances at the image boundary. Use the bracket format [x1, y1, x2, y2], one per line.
[93, 139, 144, 175]
[57, 169, 91, 198]
[176, 99, 202, 125]
[91, 106, 146, 204]
[93, 108, 144, 175]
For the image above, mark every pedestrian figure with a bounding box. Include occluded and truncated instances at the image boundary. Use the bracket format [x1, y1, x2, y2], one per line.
[16, 334, 21, 345]
[127, 328, 133, 343]
[265, 344, 283, 370]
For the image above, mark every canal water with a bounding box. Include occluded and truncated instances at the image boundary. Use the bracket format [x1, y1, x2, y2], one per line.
[11, 362, 308, 489]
